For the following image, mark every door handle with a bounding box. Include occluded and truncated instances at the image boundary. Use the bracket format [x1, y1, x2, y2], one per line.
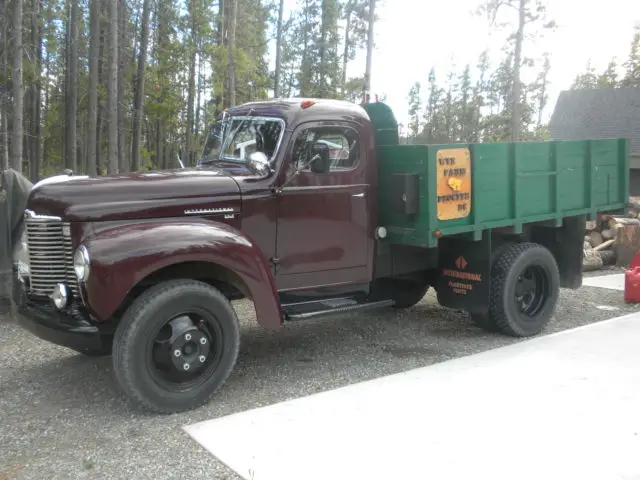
[352, 193, 365, 198]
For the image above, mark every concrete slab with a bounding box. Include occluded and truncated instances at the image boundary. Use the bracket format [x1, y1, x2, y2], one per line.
[582, 273, 625, 291]
[184, 313, 640, 480]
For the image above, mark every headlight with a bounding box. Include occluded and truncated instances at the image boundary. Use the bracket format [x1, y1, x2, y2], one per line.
[73, 245, 91, 282]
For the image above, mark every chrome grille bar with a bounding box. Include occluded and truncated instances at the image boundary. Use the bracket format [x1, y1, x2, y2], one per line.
[24, 210, 79, 298]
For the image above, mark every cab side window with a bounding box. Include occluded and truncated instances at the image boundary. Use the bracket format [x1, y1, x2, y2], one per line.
[291, 125, 360, 173]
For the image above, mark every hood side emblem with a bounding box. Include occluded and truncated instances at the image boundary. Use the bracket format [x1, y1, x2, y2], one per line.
[184, 207, 236, 217]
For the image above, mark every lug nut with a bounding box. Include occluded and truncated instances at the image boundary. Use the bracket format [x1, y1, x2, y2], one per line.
[185, 333, 192, 341]
[200, 337, 207, 345]
[199, 355, 206, 363]
[174, 349, 181, 357]
[183, 363, 190, 371]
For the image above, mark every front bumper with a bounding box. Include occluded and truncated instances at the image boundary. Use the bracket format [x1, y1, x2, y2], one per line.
[13, 279, 113, 355]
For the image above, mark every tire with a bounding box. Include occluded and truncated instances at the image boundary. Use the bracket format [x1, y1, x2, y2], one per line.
[74, 346, 112, 357]
[383, 279, 430, 309]
[486, 242, 560, 337]
[112, 279, 240, 414]
[470, 312, 499, 332]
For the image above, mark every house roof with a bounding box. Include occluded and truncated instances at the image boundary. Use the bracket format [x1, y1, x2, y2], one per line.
[548, 87, 640, 155]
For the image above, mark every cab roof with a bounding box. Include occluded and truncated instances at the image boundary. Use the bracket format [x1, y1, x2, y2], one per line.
[225, 98, 373, 128]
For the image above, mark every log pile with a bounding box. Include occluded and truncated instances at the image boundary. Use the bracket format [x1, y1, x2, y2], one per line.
[582, 197, 640, 271]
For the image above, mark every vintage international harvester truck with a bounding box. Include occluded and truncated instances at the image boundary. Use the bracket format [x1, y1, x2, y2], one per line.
[12, 98, 629, 413]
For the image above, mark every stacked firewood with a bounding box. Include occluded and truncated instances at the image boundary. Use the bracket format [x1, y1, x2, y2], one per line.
[582, 198, 640, 271]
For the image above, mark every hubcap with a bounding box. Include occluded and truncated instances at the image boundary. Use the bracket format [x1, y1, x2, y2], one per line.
[168, 326, 211, 373]
[147, 313, 223, 391]
[514, 265, 548, 317]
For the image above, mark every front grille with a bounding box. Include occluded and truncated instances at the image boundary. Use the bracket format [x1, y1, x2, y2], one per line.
[25, 215, 79, 298]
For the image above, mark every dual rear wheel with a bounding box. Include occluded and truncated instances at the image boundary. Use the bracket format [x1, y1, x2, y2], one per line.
[471, 242, 560, 337]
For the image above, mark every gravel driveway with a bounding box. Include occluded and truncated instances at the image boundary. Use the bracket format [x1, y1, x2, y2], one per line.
[1, 270, 638, 480]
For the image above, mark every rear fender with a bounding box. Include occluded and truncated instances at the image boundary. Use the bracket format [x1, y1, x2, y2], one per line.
[80, 219, 282, 329]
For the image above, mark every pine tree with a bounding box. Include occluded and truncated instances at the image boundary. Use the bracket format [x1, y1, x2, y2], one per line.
[622, 25, 640, 87]
[571, 59, 598, 89]
[531, 52, 550, 128]
[131, 0, 150, 172]
[478, 0, 556, 141]
[316, 0, 341, 98]
[340, 0, 367, 93]
[456, 65, 473, 143]
[406, 81, 421, 138]
[273, 0, 285, 97]
[12, 0, 24, 172]
[87, 0, 99, 176]
[422, 67, 441, 143]
[597, 59, 619, 88]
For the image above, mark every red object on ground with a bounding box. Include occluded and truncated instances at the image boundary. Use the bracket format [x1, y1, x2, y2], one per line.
[624, 251, 640, 303]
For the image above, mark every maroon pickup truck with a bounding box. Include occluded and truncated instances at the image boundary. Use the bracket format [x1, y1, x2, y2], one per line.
[12, 98, 609, 413]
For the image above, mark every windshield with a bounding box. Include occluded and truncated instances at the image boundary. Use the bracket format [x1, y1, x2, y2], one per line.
[199, 116, 285, 167]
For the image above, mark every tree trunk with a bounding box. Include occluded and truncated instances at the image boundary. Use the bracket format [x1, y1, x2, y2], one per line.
[96, 3, 106, 174]
[273, 0, 284, 98]
[300, 0, 310, 97]
[195, 49, 202, 144]
[117, 0, 127, 172]
[107, 0, 118, 174]
[342, 6, 351, 91]
[31, 0, 43, 181]
[1, 110, 7, 171]
[363, 0, 375, 100]
[213, 0, 225, 112]
[227, 0, 237, 107]
[131, 0, 150, 172]
[87, 0, 100, 176]
[0, 0, 7, 170]
[42, 42, 50, 173]
[65, 0, 79, 172]
[511, 0, 525, 141]
[156, 119, 164, 170]
[185, 1, 197, 166]
[12, 0, 24, 172]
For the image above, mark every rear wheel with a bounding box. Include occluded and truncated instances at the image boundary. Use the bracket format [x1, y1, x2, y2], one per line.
[112, 279, 240, 413]
[477, 242, 560, 337]
[381, 278, 431, 309]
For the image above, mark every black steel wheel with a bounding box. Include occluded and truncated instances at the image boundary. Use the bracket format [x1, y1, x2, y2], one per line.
[486, 242, 560, 337]
[112, 279, 240, 413]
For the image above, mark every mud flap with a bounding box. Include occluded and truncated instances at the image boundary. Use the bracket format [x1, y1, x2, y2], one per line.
[531, 215, 585, 289]
[436, 231, 492, 315]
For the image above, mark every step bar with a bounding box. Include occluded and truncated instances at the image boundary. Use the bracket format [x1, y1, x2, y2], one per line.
[283, 297, 395, 321]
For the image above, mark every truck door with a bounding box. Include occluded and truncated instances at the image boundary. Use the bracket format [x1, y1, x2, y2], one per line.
[274, 121, 370, 290]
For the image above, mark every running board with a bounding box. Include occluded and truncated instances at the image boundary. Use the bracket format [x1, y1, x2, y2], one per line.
[283, 298, 395, 321]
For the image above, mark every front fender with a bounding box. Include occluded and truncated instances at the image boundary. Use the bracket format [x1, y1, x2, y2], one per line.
[81, 219, 282, 329]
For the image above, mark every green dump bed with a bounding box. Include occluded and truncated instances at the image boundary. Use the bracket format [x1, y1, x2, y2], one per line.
[375, 139, 629, 248]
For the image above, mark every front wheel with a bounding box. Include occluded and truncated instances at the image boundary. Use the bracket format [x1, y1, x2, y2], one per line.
[112, 279, 240, 413]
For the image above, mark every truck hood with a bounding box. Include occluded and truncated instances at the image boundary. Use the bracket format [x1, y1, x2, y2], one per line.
[26, 168, 241, 222]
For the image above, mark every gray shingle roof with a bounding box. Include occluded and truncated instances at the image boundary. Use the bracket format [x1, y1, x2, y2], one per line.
[548, 87, 640, 155]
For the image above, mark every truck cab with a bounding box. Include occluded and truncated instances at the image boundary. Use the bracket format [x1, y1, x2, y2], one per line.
[200, 98, 382, 298]
[12, 97, 626, 414]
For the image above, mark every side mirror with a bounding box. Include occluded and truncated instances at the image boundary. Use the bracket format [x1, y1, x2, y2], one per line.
[310, 142, 330, 174]
[246, 151, 272, 178]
